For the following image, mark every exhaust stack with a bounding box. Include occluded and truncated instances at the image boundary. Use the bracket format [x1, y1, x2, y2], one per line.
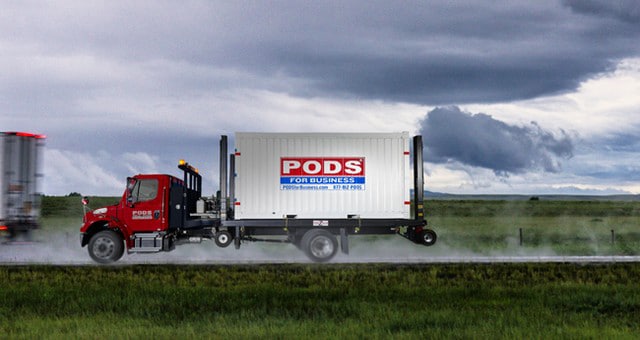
[219, 136, 228, 220]
[412, 135, 424, 221]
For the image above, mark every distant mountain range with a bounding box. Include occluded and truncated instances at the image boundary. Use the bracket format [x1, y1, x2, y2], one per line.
[423, 191, 640, 201]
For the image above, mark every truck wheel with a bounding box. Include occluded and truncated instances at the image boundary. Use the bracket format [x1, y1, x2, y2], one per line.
[88, 230, 124, 264]
[301, 229, 338, 263]
[422, 229, 437, 246]
[214, 230, 233, 248]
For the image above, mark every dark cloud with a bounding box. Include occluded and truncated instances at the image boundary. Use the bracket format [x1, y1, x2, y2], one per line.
[3, 1, 640, 107]
[419, 107, 575, 175]
[563, 0, 640, 23]
[228, 1, 640, 104]
[1, 1, 639, 195]
[599, 132, 640, 152]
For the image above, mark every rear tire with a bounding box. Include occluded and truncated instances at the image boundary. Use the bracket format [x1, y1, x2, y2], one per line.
[422, 229, 437, 246]
[301, 229, 338, 263]
[88, 230, 124, 264]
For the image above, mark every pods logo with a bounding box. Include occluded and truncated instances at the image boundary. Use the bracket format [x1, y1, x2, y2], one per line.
[280, 158, 365, 176]
[280, 157, 366, 191]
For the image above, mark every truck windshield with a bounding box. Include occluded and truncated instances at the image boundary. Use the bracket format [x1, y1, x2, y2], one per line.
[130, 179, 158, 203]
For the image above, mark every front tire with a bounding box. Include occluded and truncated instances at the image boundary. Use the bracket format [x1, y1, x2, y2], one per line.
[88, 230, 124, 264]
[301, 229, 338, 263]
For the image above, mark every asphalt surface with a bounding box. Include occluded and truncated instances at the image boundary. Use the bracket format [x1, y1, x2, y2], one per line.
[2, 236, 639, 265]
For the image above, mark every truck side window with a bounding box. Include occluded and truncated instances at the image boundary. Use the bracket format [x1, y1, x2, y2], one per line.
[131, 179, 158, 203]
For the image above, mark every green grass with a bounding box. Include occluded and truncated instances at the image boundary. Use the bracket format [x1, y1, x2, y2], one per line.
[1, 264, 639, 338]
[34, 196, 119, 240]
[4, 198, 640, 338]
[429, 215, 640, 255]
[35, 197, 640, 256]
[41, 195, 119, 218]
[423, 200, 640, 256]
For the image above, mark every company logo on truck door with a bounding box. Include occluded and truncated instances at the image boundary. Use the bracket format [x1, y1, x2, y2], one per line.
[132, 210, 153, 220]
[280, 157, 365, 190]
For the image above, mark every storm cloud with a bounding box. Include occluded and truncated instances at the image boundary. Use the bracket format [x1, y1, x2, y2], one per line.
[1, 1, 639, 195]
[563, 0, 640, 23]
[420, 107, 575, 175]
[220, 1, 640, 105]
[3, 1, 640, 109]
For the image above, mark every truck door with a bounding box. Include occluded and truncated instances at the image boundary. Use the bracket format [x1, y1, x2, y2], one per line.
[168, 179, 183, 230]
[123, 178, 166, 232]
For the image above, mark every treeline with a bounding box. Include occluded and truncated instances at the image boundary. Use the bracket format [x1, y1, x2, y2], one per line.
[424, 199, 640, 217]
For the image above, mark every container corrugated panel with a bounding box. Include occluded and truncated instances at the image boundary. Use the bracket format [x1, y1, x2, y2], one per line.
[234, 132, 411, 219]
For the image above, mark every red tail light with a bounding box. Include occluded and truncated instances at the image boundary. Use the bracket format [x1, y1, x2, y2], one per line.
[0, 225, 7, 231]
[5, 131, 46, 139]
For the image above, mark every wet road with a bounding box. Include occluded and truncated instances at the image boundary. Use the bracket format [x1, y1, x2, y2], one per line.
[2, 236, 639, 265]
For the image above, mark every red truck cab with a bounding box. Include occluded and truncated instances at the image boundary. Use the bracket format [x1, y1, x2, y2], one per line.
[80, 174, 186, 263]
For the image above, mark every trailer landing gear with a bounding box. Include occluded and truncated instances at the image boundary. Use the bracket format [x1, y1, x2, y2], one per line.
[214, 230, 233, 248]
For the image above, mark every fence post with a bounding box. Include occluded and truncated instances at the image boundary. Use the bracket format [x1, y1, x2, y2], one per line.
[611, 229, 615, 244]
[519, 228, 523, 246]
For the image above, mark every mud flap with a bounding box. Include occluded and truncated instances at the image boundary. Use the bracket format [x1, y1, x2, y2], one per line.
[340, 228, 349, 255]
[234, 226, 241, 249]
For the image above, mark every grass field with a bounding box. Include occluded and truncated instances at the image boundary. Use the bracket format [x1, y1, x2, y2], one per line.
[424, 200, 640, 256]
[1, 263, 640, 338]
[2, 197, 638, 338]
[41, 195, 119, 218]
[36, 196, 640, 257]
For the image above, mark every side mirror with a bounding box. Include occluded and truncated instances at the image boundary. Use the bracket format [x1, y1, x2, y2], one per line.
[81, 196, 89, 214]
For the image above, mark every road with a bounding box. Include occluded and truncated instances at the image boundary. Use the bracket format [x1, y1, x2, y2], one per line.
[2, 231, 639, 265]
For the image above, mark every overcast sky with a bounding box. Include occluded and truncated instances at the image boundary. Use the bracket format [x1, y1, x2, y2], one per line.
[2, 0, 639, 196]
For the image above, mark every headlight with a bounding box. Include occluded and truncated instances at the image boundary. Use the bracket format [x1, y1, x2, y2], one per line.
[93, 207, 108, 215]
